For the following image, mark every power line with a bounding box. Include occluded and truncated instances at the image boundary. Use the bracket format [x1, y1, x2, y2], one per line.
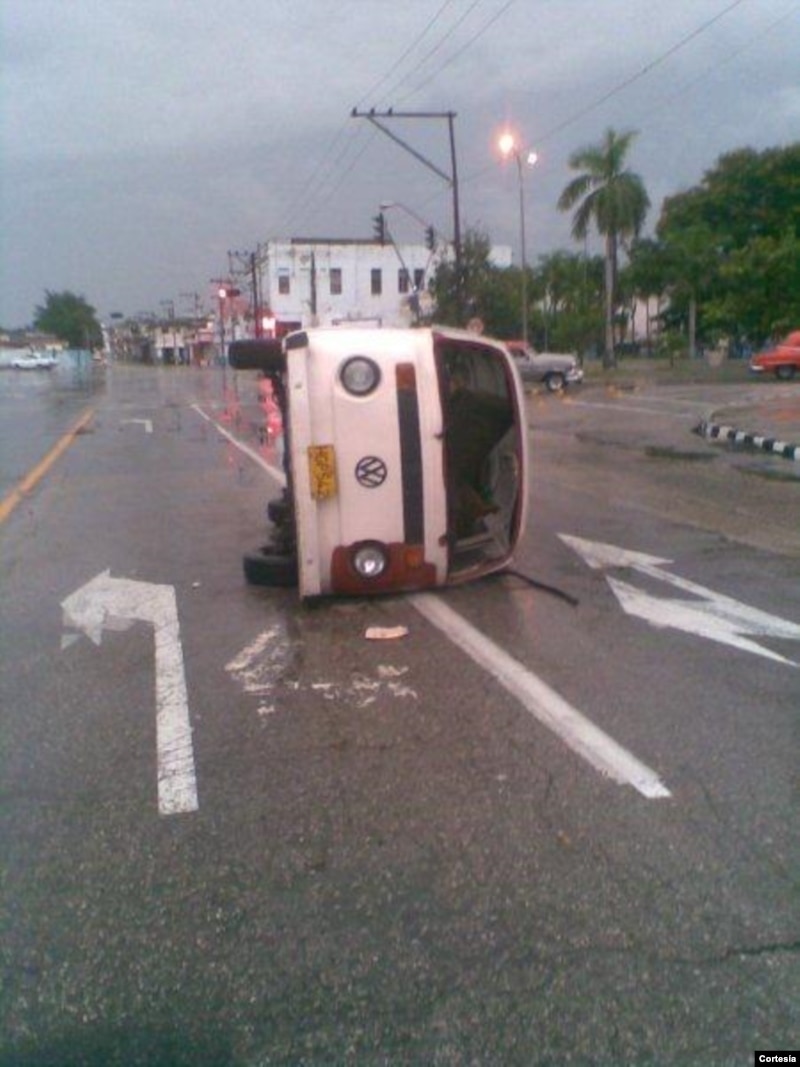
[376, 0, 488, 104]
[355, 0, 460, 108]
[627, 3, 800, 133]
[535, 0, 752, 145]
[396, 0, 517, 106]
[460, 0, 765, 190]
[280, 123, 372, 234]
[296, 129, 381, 231]
[277, 0, 475, 234]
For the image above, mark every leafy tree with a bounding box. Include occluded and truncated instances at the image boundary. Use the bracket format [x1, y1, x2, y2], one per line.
[532, 251, 604, 354]
[558, 128, 650, 367]
[478, 265, 528, 339]
[656, 143, 800, 344]
[659, 145, 800, 251]
[34, 290, 103, 349]
[431, 234, 605, 353]
[430, 228, 517, 333]
[662, 224, 721, 358]
[622, 238, 671, 353]
[709, 230, 800, 341]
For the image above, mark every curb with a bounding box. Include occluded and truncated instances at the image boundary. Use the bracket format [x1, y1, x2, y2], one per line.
[694, 420, 800, 461]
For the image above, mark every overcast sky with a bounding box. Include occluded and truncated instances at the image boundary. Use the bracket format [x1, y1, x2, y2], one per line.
[2, 0, 798, 328]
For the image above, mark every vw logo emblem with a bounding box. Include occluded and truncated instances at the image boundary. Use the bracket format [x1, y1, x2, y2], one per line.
[355, 455, 388, 488]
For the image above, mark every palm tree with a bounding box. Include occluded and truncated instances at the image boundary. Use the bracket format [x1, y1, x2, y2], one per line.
[558, 128, 650, 367]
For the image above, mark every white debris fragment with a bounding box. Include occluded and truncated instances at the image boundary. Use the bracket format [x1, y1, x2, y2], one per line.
[377, 665, 408, 678]
[365, 626, 409, 641]
[387, 682, 418, 699]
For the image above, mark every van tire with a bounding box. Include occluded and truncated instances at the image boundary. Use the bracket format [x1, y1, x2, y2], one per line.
[243, 550, 298, 587]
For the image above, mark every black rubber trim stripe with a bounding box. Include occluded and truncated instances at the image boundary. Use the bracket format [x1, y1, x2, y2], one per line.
[396, 364, 425, 544]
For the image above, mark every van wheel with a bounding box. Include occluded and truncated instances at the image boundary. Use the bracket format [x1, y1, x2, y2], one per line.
[243, 550, 298, 587]
[544, 372, 566, 392]
[775, 365, 796, 381]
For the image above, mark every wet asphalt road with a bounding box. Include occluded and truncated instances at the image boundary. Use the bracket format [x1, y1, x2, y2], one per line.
[1, 363, 798, 1066]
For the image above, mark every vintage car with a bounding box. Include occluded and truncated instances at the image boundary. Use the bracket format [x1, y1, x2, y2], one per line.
[749, 331, 800, 380]
[504, 340, 583, 392]
[229, 326, 529, 599]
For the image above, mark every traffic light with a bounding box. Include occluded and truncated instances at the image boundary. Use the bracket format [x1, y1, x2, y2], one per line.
[373, 212, 386, 245]
[425, 225, 436, 251]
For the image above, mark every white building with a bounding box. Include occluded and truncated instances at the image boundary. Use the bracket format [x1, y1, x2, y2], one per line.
[259, 237, 443, 334]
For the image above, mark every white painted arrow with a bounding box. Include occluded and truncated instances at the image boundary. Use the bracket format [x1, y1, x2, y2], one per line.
[61, 571, 198, 815]
[560, 534, 800, 667]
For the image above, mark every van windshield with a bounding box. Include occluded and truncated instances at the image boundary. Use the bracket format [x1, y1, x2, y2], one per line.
[436, 338, 523, 577]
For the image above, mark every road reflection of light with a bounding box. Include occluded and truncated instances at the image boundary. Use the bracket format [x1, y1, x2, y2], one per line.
[257, 377, 283, 446]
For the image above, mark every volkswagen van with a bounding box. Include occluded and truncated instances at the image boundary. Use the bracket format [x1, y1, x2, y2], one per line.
[229, 326, 529, 599]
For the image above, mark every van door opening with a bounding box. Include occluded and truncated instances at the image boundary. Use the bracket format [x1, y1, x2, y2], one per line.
[435, 336, 526, 578]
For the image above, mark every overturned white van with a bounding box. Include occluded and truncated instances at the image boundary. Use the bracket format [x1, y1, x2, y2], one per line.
[229, 326, 529, 598]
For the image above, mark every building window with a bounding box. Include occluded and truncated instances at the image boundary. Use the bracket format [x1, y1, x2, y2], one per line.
[414, 268, 425, 291]
[278, 274, 290, 295]
[398, 269, 410, 294]
[330, 268, 342, 295]
[371, 269, 382, 296]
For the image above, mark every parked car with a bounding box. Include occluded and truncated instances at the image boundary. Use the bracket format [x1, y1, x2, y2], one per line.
[749, 331, 800, 380]
[229, 326, 529, 599]
[505, 340, 583, 392]
[11, 351, 59, 370]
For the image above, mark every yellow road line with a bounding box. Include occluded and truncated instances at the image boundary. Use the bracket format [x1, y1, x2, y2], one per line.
[0, 407, 95, 525]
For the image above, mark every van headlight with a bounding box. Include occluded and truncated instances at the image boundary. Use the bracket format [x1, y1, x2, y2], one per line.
[340, 356, 381, 396]
[351, 542, 388, 578]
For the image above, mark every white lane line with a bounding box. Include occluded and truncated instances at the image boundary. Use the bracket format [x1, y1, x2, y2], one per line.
[121, 417, 154, 433]
[408, 593, 671, 799]
[191, 403, 286, 484]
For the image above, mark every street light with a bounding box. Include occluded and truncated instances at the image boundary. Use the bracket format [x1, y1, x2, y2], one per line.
[498, 132, 538, 345]
[379, 202, 438, 324]
[379, 200, 433, 230]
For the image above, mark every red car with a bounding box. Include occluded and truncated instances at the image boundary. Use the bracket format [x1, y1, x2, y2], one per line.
[750, 330, 800, 380]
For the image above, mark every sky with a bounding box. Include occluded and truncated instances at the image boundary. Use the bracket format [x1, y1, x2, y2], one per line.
[1, 0, 798, 328]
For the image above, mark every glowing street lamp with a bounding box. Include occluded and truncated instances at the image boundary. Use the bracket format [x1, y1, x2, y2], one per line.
[498, 131, 538, 345]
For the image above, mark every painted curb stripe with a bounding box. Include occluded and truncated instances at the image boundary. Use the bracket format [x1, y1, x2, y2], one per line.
[695, 420, 800, 461]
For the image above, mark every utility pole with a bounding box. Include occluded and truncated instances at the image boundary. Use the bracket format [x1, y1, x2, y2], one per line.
[351, 108, 463, 325]
[180, 292, 204, 318]
[229, 245, 267, 337]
